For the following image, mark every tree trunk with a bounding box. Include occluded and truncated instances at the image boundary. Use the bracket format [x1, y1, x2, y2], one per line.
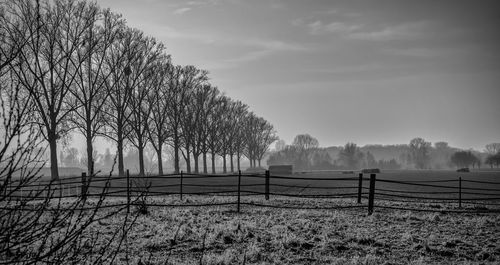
[258, 159, 261, 167]
[211, 151, 216, 174]
[222, 154, 227, 173]
[203, 152, 208, 174]
[157, 147, 163, 175]
[230, 153, 234, 173]
[86, 131, 93, 177]
[194, 154, 199, 173]
[49, 132, 59, 181]
[138, 143, 145, 177]
[85, 108, 94, 176]
[185, 150, 191, 173]
[237, 151, 241, 171]
[173, 134, 180, 174]
[117, 125, 125, 177]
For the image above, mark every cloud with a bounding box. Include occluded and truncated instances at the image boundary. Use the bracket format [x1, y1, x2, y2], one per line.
[225, 50, 272, 63]
[173, 7, 192, 15]
[348, 21, 428, 41]
[154, 24, 307, 52]
[307, 20, 361, 35]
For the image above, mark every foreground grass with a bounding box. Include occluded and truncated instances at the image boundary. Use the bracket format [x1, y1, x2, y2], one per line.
[84, 196, 500, 265]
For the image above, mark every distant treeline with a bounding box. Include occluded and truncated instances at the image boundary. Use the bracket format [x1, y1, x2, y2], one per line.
[268, 134, 500, 171]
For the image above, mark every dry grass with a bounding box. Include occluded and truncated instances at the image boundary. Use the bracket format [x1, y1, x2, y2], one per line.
[84, 196, 500, 265]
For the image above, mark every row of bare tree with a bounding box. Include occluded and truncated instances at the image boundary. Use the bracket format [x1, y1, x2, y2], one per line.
[1, 0, 277, 180]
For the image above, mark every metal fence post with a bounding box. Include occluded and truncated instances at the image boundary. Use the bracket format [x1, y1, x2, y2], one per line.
[237, 170, 241, 212]
[180, 170, 183, 200]
[81, 172, 87, 200]
[126, 169, 130, 214]
[265, 170, 270, 200]
[368, 173, 376, 215]
[357, 173, 363, 204]
[459, 177, 462, 208]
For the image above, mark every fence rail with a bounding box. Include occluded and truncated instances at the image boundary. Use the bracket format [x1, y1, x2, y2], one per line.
[3, 170, 500, 215]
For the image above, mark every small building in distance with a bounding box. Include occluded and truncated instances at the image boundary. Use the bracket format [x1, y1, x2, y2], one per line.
[362, 168, 381, 174]
[269, 165, 293, 175]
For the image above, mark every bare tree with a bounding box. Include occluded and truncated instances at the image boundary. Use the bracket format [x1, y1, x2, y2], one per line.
[227, 100, 249, 172]
[70, 9, 123, 176]
[206, 94, 227, 173]
[339, 142, 363, 169]
[178, 65, 208, 173]
[254, 117, 278, 167]
[292, 134, 319, 150]
[164, 65, 187, 174]
[6, 0, 99, 180]
[190, 84, 218, 173]
[198, 85, 221, 173]
[485, 143, 500, 155]
[102, 26, 141, 177]
[126, 35, 166, 176]
[217, 97, 233, 173]
[244, 113, 278, 168]
[146, 59, 172, 175]
[409, 137, 431, 169]
[291, 134, 319, 170]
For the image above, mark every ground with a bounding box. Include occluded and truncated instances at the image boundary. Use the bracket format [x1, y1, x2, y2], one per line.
[91, 196, 500, 265]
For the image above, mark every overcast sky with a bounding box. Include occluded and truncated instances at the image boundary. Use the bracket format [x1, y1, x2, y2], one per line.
[92, 0, 500, 151]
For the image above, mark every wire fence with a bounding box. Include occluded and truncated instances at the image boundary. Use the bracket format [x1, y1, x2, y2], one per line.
[3, 170, 500, 215]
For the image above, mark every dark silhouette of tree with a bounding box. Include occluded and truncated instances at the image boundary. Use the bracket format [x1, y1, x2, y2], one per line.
[485, 152, 500, 168]
[178, 65, 208, 173]
[409, 137, 431, 169]
[163, 65, 185, 173]
[230, 101, 250, 172]
[190, 84, 217, 173]
[244, 114, 278, 168]
[485, 143, 500, 155]
[206, 94, 227, 173]
[339, 142, 364, 169]
[103, 26, 142, 177]
[7, 0, 99, 180]
[290, 134, 319, 170]
[146, 59, 172, 175]
[126, 36, 166, 176]
[292, 134, 319, 150]
[70, 9, 124, 176]
[450, 150, 480, 169]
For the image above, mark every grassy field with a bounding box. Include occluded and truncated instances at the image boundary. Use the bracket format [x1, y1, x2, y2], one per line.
[81, 196, 500, 264]
[11, 169, 500, 264]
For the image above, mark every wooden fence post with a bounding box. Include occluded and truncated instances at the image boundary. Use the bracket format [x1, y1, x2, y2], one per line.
[265, 170, 270, 200]
[368, 173, 376, 215]
[357, 173, 363, 204]
[458, 177, 462, 208]
[126, 169, 130, 214]
[237, 170, 241, 213]
[81, 172, 87, 200]
[180, 171, 183, 201]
